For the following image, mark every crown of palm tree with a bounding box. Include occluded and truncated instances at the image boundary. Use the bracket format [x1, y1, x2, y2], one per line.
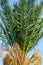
[0, 0, 43, 65]
[0, 0, 43, 54]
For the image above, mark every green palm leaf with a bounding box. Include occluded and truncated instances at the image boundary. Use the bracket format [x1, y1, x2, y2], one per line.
[0, 0, 43, 54]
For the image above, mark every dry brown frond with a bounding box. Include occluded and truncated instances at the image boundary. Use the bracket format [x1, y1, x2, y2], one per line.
[3, 43, 42, 65]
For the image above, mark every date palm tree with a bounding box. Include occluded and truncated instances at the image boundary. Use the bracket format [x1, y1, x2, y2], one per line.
[0, 0, 43, 65]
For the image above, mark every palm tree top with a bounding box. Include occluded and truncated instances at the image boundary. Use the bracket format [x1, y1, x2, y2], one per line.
[0, 0, 43, 54]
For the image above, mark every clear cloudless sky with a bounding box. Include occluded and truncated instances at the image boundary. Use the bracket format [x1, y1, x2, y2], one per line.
[0, 0, 43, 65]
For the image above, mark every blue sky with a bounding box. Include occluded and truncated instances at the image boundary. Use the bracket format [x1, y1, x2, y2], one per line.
[0, 0, 43, 65]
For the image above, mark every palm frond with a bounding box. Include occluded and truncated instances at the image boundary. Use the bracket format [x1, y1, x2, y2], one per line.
[0, 0, 43, 54]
